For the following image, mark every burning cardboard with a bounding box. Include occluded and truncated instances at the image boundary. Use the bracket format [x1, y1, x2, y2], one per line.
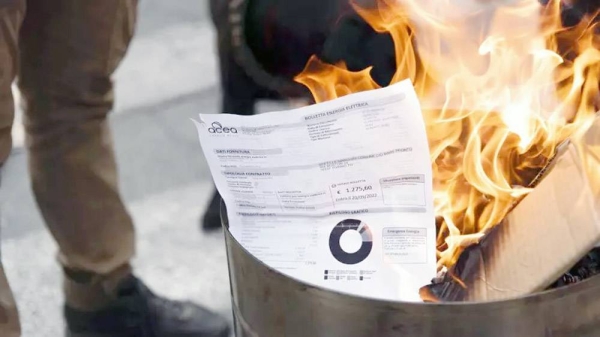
[421, 116, 600, 302]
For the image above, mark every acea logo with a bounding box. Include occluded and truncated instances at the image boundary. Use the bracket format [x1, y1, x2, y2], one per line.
[208, 122, 238, 134]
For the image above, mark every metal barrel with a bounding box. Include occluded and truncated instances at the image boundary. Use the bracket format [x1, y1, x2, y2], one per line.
[221, 203, 600, 337]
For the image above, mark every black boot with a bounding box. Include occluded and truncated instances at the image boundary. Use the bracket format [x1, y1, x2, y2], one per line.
[201, 190, 222, 231]
[65, 275, 230, 337]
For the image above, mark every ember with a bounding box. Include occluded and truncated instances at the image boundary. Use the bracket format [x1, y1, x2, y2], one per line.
[552, 248, 600, 288]
[295, 0, 600, 273]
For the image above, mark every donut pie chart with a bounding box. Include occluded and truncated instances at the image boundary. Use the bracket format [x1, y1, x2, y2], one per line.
[329, 219, 373, 265]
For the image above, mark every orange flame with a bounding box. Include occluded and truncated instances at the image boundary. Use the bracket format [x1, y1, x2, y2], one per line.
[296, 0, 600, 269]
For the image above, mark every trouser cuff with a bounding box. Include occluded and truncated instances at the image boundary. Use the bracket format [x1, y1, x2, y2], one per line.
[63, 263, 132, 311]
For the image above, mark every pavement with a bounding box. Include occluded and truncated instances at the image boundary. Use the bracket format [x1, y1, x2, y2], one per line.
[0, 1, 243, 335]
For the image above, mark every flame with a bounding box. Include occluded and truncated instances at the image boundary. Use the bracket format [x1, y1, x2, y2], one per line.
[295, 0, 600, 269]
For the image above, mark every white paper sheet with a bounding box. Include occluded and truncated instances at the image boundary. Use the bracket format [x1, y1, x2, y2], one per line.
[195, 80, 436, 301]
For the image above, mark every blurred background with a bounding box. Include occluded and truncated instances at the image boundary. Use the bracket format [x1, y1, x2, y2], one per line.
[1, 0, 594, 335]
[2, 1, 237, 335]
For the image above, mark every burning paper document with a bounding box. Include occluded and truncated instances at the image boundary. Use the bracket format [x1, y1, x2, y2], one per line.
[195, 80, 436, 301]
[296, 0, 600, 273]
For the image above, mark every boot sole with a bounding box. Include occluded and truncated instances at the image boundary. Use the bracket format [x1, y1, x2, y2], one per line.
[66, 331, 142, 337]
[67, 332, 108, 337]
[67, 328, 231, 337]
[67, 332, 131, 337]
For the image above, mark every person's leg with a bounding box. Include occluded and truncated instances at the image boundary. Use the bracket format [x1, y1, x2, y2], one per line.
[203, 0, 259, 231]
[0, 265, 19, 337]
[0, 1, 26, 336]
[19, 0, 136, 279]
[18, 0, 137, 314]
[17, 1, 228, 336]
[209, 0, 259, 117]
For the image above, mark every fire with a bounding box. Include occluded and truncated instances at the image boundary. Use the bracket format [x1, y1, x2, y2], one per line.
[295, 0, 600, 269]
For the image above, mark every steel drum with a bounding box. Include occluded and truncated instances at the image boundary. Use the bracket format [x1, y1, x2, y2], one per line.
[221, 203, 600, 337]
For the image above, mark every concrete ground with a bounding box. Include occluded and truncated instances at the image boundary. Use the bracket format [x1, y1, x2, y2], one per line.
[0, 1, 248, 335]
